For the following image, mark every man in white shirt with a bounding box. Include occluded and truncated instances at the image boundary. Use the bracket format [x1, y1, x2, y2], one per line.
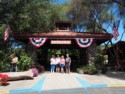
[56, 55, 60, 73]
[50, 55, 56, 73]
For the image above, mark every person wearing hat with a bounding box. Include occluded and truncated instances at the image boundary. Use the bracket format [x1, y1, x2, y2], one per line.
[10, 54, 18, 72]
[60, 55, 65, 73]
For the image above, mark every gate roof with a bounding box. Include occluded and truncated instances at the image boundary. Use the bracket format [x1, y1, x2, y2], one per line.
[14, 30, 113, 45]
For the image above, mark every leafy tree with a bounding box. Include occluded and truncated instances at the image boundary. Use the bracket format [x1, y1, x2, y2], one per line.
[65, 0, 125, 71]
[0, 0, 61, 32]
[66, 0, 114, 32]
[0, 0, 70, 72]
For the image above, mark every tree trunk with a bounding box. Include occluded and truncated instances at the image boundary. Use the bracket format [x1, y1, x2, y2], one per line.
[87, 41, 97, 65]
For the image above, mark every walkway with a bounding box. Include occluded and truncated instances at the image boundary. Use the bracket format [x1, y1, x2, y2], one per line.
[42, 73, 83, 90]
[0, 72, 125, 94]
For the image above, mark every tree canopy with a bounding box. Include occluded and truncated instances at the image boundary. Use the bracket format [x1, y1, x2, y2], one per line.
[0, 0, 63, 32]
[66, 0, 115, 32]
[65, 0, 125, 35]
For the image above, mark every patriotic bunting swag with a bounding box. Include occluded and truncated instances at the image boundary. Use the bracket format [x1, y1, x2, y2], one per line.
[75, 38, 94, 48]
[29, 38, 47, 48]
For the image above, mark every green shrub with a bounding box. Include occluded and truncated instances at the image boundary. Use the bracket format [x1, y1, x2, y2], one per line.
[76, 68, 84, 74]
[94, 54, 105, 70]
[94, 54, 108, 74]
[82, 64, 97, 75]
[18, 52, 32, 71]
[9, 49, 33, 71]
[0, 51, 10, 72]
[0, 48, 33, 72]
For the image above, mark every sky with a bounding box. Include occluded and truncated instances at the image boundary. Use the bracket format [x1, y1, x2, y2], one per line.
[53, 0, 69, 4]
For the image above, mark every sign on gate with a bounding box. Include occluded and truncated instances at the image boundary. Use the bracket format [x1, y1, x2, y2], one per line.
[51, 40, 71, 44]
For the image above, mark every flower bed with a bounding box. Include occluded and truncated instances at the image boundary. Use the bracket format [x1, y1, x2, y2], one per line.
[0, 74, 9, 85]
[31, 68, 38, 77]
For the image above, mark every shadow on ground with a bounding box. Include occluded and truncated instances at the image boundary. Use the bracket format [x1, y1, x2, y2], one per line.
[104, 71, 125, 80]
[10, 87, 125, 94]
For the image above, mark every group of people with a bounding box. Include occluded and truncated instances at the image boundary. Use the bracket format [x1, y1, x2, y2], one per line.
[9, 53, 71, 74]
[50, 54, 71, 73]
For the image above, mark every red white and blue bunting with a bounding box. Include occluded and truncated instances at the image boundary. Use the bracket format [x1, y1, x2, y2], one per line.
[29, 38, 47, 48]
[75, 38, 94, 48]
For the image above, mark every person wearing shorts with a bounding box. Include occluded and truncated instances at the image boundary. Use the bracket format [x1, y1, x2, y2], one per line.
[56, 55, 60, 73]
[60, 55, 65, 73]
[50, 55, 56, 73]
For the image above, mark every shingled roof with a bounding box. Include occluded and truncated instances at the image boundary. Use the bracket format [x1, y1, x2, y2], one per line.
[13, 30, 113, 45]
[14, 30, 112, 39]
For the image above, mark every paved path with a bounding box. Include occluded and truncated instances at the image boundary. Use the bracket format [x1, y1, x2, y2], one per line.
[0, 72, 125, 94]
[42, 73, 83, 90]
